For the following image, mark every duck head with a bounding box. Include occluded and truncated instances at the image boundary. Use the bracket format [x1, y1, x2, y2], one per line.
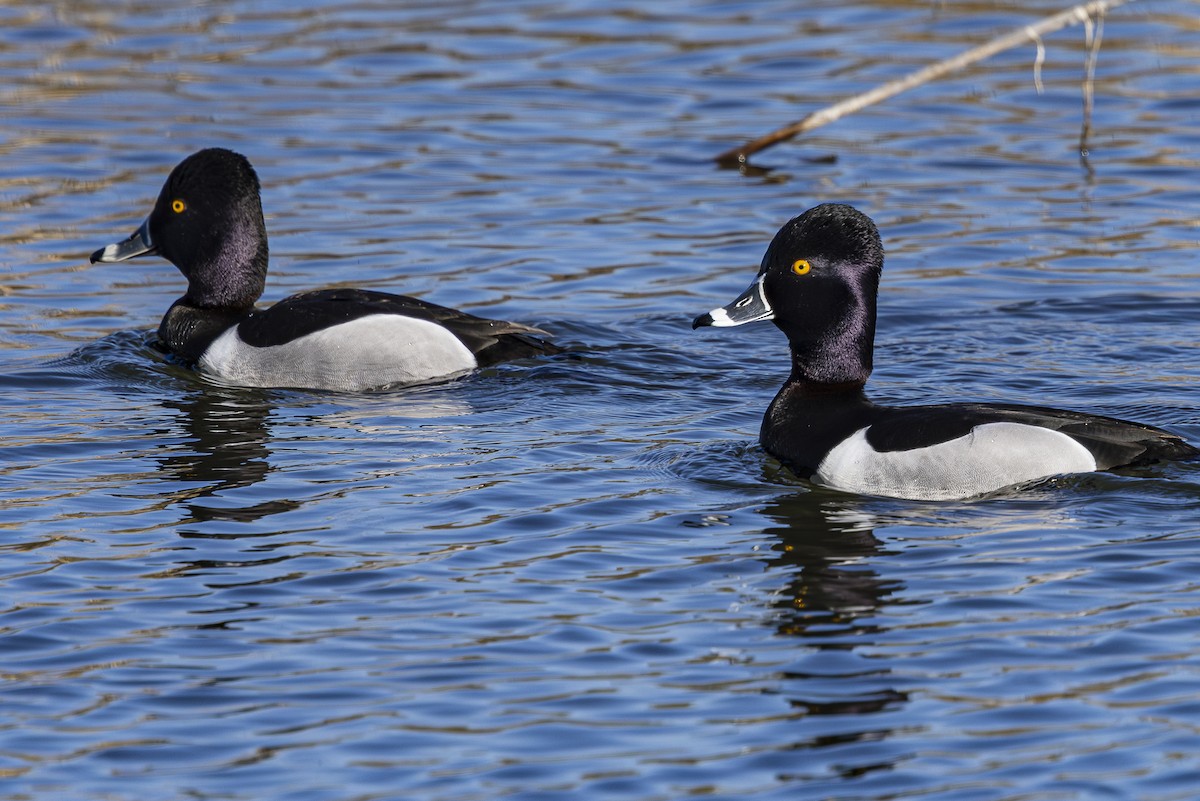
[694, 203, 883, 386]
[91, 148, 269, 310]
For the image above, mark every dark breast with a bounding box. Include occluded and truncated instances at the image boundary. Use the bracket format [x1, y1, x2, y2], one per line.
[159, 301, 250, 363]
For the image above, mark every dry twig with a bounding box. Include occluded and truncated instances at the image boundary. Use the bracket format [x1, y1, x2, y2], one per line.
[714, 0, 1131, 166]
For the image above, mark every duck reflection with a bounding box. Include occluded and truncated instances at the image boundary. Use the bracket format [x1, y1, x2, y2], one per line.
[156, 382, 476, 527]
[756, 491, 909, 774]
[157, 386, 285, 523]
[760, 492, 904, 640]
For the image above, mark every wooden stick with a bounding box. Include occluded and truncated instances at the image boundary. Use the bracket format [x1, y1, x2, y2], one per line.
[713, 0, 1132, 166]
[1079, 11, 1107, 155]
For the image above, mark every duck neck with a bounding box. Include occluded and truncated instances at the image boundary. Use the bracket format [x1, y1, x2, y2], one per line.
[167, 202, 269, 311]
[782, 371, 868, 396]
[776, 273, 876, 386]
[785, 329, 873, 387]
[186, 236, 268, 310]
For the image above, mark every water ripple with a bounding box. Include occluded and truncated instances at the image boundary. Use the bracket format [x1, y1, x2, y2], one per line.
[3, 2, 1200, 800]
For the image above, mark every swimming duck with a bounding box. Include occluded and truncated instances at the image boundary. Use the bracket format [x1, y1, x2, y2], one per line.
[91, 148, 559, 391]
[693, 203, 1197, 500]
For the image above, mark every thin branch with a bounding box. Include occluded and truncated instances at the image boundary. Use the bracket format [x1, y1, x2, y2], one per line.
[1032, 31, 1046, 94]
[1079, 10, 1106, 155]
[714, 0, 1132, 166]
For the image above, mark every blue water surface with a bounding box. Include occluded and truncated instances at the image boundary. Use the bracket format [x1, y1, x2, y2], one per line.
[3, 1, 1200, 799]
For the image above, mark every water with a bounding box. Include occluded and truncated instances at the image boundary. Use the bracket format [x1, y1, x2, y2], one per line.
[3, 1, 1200, 799]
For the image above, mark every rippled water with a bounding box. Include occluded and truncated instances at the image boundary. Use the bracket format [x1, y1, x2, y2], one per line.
[4, 1, 1200, 799]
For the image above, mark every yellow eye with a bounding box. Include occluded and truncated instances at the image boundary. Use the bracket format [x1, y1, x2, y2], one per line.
[791, 259, 811, 275]
[171, 199, 186, 213]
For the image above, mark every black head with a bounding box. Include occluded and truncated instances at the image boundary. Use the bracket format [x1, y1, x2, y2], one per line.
[693, 203, 884, 385]
[91, 148, 269, 310]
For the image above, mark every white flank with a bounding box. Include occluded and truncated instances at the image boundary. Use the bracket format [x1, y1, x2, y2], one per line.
[813, 422, 1098, 501]
[199, 314, 478, 391]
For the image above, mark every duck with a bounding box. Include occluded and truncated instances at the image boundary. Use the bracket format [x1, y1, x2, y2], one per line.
[693, 203, 1198, 501]
[90, 147, 559, 391]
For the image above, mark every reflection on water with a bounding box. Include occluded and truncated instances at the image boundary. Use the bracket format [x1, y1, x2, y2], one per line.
[3, 1, 1200, 799]
[759, 494, 910, 781]
[159, 389, 275, 505]
[764, 495, 902, 638]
